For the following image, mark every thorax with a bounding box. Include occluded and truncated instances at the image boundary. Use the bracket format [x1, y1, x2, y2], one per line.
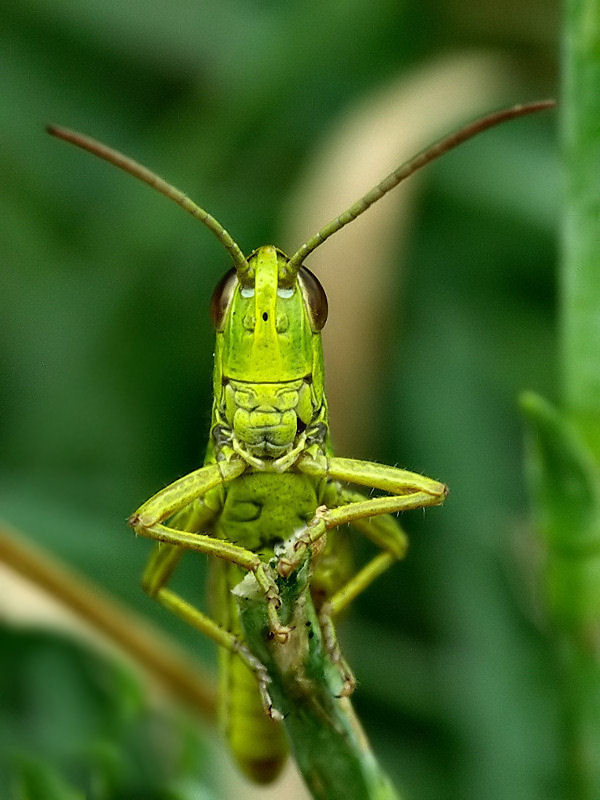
[214, 469, 324, 552]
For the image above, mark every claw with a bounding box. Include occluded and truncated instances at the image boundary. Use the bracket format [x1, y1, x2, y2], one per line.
[336, 674, 356, 698]
[276, 539, 307, 577]
[267, 704, 284, 722]
[264, 587, 292, 643]
[293, 536, 309, 553]
[276, 556, 295, 579]
[271, 623, 292, 644]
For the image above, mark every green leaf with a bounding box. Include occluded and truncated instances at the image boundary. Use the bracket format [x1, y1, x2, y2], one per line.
[7, 756, 85, 800]
[0, 628, 214, 799]
[521, 391, 600, 629]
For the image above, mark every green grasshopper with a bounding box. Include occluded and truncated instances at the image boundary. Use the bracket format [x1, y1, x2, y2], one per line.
[48, 99, 552, 784]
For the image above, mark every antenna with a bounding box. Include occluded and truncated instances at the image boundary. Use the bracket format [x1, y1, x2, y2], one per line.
[47, 125, 250, 276]
[287, 100, 555, 272]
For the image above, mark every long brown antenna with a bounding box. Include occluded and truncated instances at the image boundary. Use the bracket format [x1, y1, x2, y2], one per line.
[287, 99, 555, 272]
[47, 125, 249, 276]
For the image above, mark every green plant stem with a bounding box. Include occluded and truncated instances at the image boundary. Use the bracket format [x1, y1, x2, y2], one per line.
[556, 1, 600, 794]
[562, 0, 600, 458]
[234, 558, 401, 800]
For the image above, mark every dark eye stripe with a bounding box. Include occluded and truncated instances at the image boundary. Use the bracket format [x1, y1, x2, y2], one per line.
[209, 268, 238, 330]
[298, 267, 328, 331]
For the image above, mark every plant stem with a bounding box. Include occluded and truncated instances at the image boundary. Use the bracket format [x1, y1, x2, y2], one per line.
[557, 1, 600, 794]
[562, 0, 600, 458]
[234, 559, 401, 800]
[0, 523, 216, 719]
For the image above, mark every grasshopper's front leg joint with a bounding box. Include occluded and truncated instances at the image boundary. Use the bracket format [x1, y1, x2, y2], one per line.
[128, 509, 160, 535]
[432, 482, 449, 502]
[128, 512, 142, 533]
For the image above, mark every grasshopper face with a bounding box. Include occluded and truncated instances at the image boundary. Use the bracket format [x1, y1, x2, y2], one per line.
[210, 245, 328, 463]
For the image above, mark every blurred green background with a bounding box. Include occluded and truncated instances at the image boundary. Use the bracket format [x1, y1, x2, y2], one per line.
[1, 2, 559, 798]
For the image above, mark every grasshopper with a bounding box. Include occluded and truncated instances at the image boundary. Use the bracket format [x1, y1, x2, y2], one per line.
[48, 99, 552, 784]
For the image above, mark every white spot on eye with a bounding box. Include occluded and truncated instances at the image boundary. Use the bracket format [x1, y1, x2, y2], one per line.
[240, 287, 255, 298]
[277, 288, 294, 298]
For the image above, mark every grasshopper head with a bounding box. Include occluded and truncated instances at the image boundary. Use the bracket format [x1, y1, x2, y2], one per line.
[210, 245, 328, 461]
[47, 103, 554, 463]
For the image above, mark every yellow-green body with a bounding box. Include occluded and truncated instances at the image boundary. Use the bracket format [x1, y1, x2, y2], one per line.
[172, 247, 346, 781]
[131, 245, 446, 783]
[131, 244, 446, 785]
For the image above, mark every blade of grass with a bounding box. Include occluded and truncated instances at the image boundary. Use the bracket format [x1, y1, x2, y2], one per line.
[562, 0, 600, 456]
[0, 523, 216, 720]
[559, 1, 600, 794]
[520, 3, 600, 797]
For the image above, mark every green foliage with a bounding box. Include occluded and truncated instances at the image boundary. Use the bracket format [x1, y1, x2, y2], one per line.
[517, 3, 600, 797]
[0, 629, 213, 800]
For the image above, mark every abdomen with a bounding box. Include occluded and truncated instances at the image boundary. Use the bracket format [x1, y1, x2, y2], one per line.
[212, 470, 321, 781]
[214, 561, 288, 783]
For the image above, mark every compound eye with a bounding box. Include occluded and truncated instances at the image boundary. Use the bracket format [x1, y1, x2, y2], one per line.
[209, 268, 238, 330]
[298, 267, 328, 331]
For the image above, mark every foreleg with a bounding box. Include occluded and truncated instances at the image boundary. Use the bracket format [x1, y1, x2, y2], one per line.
[279, 455, 446, 579]
[130, 459, 291, 642]
[139, 500, 281, 718]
